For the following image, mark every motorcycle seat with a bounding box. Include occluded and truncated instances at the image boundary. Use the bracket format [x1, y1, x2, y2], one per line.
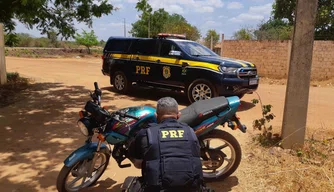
[178, 96, 229, 127]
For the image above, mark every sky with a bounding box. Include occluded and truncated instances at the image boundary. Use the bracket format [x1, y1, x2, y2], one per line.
[14, 0, 275, 41]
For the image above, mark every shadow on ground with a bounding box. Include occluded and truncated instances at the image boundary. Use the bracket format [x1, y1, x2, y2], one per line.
[237, 101, 256, 112]
[84, 175, 239, 192]
[101, 86, 189, 106]
[0, 82, 115, 191]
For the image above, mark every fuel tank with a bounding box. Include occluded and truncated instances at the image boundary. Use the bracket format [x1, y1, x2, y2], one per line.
[105, 106, 157, 139]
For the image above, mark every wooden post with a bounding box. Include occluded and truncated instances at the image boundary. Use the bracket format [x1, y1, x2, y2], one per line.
[220, 34, 224, 56]
[210, 35, 213, 50]
[281, 0, 318, 149]
[0, 23, 7, 85]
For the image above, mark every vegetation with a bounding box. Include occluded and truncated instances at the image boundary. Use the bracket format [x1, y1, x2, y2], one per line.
[254, 19, 293, 40]
[272, 0, 334, 40]
[74, 30, 99, 54]
[234, 0, 334, 40]
[0, 0, 116, 40]
[130, 0, 201, 41]
[204, 29, 220, 48]
[251, 93, 281, 147]
[232, 28, 255, 40]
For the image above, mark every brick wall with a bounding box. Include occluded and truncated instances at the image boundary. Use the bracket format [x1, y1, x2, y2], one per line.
[214, 40, 334, 80]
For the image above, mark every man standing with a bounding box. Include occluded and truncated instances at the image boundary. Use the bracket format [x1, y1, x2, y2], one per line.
[128, 97, 204, 192]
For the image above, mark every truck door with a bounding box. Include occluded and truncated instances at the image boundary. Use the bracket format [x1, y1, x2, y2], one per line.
[130, 39, 160, 82]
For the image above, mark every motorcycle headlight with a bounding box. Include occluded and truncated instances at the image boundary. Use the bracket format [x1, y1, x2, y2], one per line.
[77, 120, 89, 136]
[219, 66, 238, 75]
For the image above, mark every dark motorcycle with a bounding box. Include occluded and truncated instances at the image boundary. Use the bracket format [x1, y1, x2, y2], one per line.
[56, 82, 247, 192]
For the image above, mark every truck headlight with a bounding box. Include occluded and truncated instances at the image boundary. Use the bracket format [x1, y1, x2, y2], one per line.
[219, 66, 238, 75]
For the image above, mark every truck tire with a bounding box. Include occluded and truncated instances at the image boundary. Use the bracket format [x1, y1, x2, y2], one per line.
[187, 79, 218, 103]
[112, 71, 131, 94]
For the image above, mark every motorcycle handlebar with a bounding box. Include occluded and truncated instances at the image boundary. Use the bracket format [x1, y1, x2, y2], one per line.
[94, 82, 99, 90]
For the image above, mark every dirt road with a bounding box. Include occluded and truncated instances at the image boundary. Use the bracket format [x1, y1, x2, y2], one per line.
[1, 57, 333, 192]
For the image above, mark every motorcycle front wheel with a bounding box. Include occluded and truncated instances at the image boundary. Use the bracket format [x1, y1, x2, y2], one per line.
[199, 129, 242, 181]
[56, 148, 111, 192]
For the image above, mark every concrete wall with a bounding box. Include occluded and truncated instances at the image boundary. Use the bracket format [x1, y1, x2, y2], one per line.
[214, 39, 334, 80]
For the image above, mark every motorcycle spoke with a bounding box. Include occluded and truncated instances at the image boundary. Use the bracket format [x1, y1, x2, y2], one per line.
[81, 176, 87, 186]
[206, 140, 210, 148]
[215, 143, 228, 150]
[93, 162, 106, 173]
[68, 176, 82, 187]
[224, 157, 232, 163]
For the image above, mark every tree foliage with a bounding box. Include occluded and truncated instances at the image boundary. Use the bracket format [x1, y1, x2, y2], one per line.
[74, 30, 99, 54]
[232, 28, 255, 40]
[204, 29, 220, 48]
[272, 0, 334, 40]
[0, 0, 116, 40]
[129, 0, 201, 41]
[254, 19, 293, 40]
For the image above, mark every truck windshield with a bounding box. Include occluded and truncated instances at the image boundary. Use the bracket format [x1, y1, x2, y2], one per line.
[175, 41, 218, 56]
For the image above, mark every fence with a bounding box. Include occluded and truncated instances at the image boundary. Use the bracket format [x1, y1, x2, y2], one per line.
[213, 36, 334, 80]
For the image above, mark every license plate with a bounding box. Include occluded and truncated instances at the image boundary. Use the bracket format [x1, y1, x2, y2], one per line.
[249, 79, 258, 85]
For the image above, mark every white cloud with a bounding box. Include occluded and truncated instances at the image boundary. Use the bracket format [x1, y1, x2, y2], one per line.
[165, 4, 184, 14]
[202, 20, 222, 29]
[249, 3, 273, 15]
[228, 2, 273, 23]
[219, 15, 228, 18]
[128, 0, 224, 13]
[126, 0, 138, 3]
[114, 4, 124, 9]
[229, 13, 264, 23]
[196, 6, 214, 13]
[227, 2, 244, 9]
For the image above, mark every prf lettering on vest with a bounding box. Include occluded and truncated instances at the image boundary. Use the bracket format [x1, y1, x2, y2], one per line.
[161, 130, 185, 139]
[136, 66, 150, 75]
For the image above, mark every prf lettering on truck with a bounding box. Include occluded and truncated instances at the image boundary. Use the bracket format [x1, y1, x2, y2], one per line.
[136, 66, 150, 75]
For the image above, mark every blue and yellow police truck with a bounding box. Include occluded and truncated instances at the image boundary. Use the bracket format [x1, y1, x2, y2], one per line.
[101, 33, 259, 103]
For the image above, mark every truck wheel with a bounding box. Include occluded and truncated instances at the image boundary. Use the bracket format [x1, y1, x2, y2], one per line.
[112, 71, 131, 94]
[187, 79, 218, 103]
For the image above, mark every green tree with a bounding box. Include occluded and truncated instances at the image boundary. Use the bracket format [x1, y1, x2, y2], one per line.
[272, 0, 334, 40]
[204, 29, 220, 48]
[16, 33, 34, 47]
[74, 30, 99, 54]
[4, 33, 20, 47]
[163, 14, 201, 41]
[47, 30, 59, 48]
[232, 28, 255, 40]
[130, 1, 201, 41]
[254, 19, 293, 40]
[0, 0, 116, 39]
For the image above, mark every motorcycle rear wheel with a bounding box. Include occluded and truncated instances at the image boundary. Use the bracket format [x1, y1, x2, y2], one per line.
[199, 129, 242, 181]
[56, 148, 111, 192]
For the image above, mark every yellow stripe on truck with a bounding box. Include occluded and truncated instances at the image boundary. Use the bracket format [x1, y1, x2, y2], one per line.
[110, 54, 220, 72]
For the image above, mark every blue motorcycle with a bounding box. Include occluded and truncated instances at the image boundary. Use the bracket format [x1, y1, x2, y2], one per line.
[56, 82, 247, 192]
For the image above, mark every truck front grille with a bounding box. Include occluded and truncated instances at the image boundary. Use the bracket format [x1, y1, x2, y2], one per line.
[237, 68, 257, 79]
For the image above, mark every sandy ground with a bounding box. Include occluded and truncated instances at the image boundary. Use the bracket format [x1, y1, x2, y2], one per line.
[1, 57, 333, 192]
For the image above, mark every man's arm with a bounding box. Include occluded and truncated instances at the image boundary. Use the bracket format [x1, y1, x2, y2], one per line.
[128, 129, 148, 169]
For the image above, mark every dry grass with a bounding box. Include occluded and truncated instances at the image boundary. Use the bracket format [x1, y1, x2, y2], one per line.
[0, 72, 31, 108]
[240, 130, 334, 192]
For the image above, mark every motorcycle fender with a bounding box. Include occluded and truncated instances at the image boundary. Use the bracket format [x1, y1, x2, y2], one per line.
[64, 142, 108, 167]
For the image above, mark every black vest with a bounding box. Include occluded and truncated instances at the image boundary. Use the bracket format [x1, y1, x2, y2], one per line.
[142, 118, 203, 190]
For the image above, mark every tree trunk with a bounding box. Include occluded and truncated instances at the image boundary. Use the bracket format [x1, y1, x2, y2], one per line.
[0, 23, 7, 85]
